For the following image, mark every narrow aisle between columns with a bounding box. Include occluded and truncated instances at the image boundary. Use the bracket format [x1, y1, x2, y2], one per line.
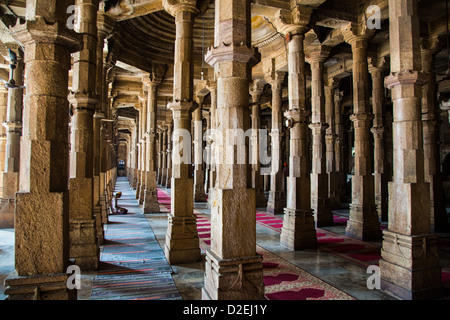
[90, 177, 181, 300]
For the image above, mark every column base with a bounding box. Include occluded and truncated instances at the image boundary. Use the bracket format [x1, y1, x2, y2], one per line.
[164, 169, 172, 188]
[267, 191, 286, 215]
[4, 271, 77, 300]
[69, 219, 99, 271]
[138, 183, 145, 205]
[194, 186, 208, 203]
[164, 215, 201, 264]
[280, 208, 317, 250]
[312, 197, 333, 227]
[380, 230, 443, 300]
[255, 189, 267, 208]
[94, 205, 104, 246]
[142, 188, 161, 214]
[2, 171, 19, 198]
[99, 195, 109, 224]
[0, 197, 15, 229]
[135, 182, 141, 199]
[202, 249, 264, 300]
[431, 200, 449, 232]
[346, 204, 381, 240]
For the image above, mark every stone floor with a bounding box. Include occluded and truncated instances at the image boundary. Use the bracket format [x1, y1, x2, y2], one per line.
[1, 177, 450, 300]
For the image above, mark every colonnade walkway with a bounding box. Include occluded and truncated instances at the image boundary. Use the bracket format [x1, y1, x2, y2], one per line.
[88, 176, 450, 300]
[89, 177, 182, 300]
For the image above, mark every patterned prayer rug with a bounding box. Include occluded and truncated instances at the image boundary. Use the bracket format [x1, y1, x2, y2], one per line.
[256, 210, 450, 297]
[194, 212, 355, 300]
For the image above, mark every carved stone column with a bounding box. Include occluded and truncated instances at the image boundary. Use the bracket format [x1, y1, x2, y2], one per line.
[207, 81, 217, 208]
[380, 0, 443, 300]
[161, 124, 168, 188]
[164, 120, 173, 188]
[138, 94, 147, 204]
[163, 0, 201, 264]
[4, 0, 81, 300]
[342, 23, 380, 240]
[421, 38, 448, 232]
[93, 12, 114, 245]
[2, 49, 23, 198]
[193, 104, 207, 202]
[369, 57, 388, 222]
[334, 90, 346, 202]
[266, 71, 286, 215]
[142, 75, 161, 213]
[68, 0, 100, 271]
[0, 86, 8, 196]
[250, 80, 267, 208]
[307, 47, 333, 227]
[325, 78, 340, 209]
[277, 6, 316, 250]
[202, 0, 263, 300]
[156, 127, 163, 185]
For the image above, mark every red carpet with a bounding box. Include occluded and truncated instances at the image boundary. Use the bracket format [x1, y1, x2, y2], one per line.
[194, 211, 354, 300]
[157, 188, 450, 299]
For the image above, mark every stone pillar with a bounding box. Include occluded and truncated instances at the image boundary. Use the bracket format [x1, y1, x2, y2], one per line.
[342, 23, 381, 240]
[380, 0, 443, 300]
[266, 71, 286, 215]
[307, 47, 333, 227]
[193, 105, 207, 202]
[2, 49, 23, 198]
[67, 0, 100, 271]
[4, 0, 81, 300]
[138, 93, 148, 205]
[164, 120, 173, 188]
[135, 108, 143, 197]
[250, 80, 267, 208]
[334, 90, 346, 202]
[142, 76, 161, 213]
[204, 111, 211, 194]
[325, 78, 340, 210]
[368, 57, 389, 222]
[0, 86, 8, 196]
[202, 0, 263, 300]
[207, 81, 217, 208]
[163, 0, 201, 264]
[156, 127, 163, 185]
[276, 6, 316, 250]
[421, 38, 448, 232]
[161, 125, 168, 188]
[93, 12, 114, 246]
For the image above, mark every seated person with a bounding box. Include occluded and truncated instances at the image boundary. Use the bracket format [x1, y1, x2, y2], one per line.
[113, 191, 128, 215]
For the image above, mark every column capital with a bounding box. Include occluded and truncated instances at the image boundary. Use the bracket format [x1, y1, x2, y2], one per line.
[420, 35, 445, 56]
[163, 0, 199, 17]
[10, 17, 82, 58]
[142, 71, 164, 88]
[206, 80, 217, 91]
[205, 43, 256, 70]
[265, 71, 286, 88]
[249, 79, 265, 101]
[368, 56, 389, 76]
[284, 108, 310, 124]
[371, 126, 385, 138]
[341, 22, 374, 47]
[97, 12, 116, 41]
[306, 45, 331, 64]
[385, 70, 428, 90]
[325, 76, 339, 90]
[270, 6, 313, 36]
